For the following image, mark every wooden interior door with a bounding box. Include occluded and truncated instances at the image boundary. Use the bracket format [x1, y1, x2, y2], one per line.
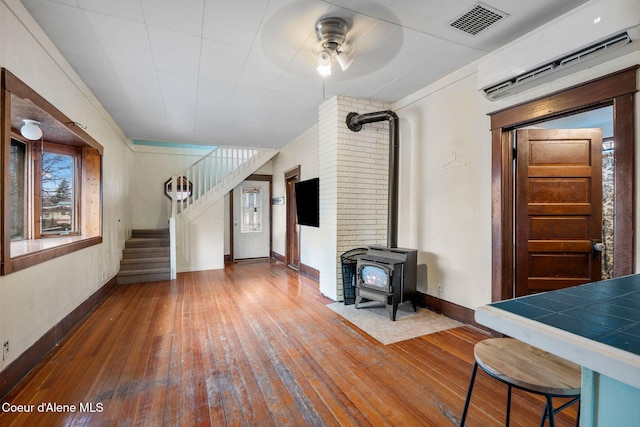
[515, 128, 603, 296]
[285, 171, 300, 269]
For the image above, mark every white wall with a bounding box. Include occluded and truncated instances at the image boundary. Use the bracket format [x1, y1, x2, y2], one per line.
[271, 125, 321, 269]
[131, 145, 215, 229]
[0, 0, 132, 369]
[176, 199, 225, 272]
[394, 66, 493, 309]
[394, 46, 640, 311]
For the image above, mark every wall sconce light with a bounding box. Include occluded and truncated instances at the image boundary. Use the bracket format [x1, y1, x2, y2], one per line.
[164, 176, 193, 201]
[21, 119, 43, 140]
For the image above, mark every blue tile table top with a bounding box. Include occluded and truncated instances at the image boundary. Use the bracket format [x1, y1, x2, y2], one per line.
[491, 275, 640, 356]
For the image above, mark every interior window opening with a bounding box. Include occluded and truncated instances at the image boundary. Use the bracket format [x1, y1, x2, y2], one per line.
[2, 68, 103, 275]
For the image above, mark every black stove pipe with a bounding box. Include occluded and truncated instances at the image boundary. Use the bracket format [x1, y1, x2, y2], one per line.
[346, 110, 399, 248]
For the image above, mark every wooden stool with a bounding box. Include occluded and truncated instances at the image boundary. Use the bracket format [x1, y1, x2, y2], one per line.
[460, 338, 581, 427]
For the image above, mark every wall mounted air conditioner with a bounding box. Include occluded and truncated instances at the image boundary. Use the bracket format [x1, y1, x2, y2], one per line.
[477, 0, 640, 101]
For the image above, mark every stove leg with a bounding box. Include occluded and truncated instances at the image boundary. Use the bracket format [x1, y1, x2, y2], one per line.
[388, 300, 398, 321]
[355, 294, 364, 308]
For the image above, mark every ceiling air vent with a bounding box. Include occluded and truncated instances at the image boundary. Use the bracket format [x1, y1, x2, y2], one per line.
[449, 2, 508, 36]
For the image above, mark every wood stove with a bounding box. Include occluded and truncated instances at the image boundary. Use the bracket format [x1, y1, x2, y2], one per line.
[355, 246, 418, 321]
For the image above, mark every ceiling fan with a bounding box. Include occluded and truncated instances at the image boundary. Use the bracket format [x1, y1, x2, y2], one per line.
[314, 17, 354, 76]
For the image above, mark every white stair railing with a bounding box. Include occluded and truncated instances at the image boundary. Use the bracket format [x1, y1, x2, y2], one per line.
[171, 147, 259, 216]
[167, 146, 276, 278]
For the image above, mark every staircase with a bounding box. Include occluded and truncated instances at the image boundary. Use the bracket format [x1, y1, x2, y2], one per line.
[168, 146, 278, 278]
[170, 147, 278, 224]
[117, 229, 171, 284]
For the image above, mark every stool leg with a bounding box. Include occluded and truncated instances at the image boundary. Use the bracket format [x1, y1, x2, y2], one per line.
[546, 396, 556, 427]
[506, 384, 512, 427]
[539, 402, 549, 427]
[459, 362, 479, 427]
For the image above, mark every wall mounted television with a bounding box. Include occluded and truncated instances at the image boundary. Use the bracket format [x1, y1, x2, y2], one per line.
[294, 178, 319, 227]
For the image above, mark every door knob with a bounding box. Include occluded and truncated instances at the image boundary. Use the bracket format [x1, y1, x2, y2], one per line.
[592, 240, 605, 252]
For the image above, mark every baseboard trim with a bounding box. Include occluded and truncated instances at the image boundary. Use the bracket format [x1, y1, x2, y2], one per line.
[270, 251, 285, 265]
[270, 251, 319, 282]
[417, 292, 497, 335]
[299, 263, 320, 281]
[0, 276, 119, 399]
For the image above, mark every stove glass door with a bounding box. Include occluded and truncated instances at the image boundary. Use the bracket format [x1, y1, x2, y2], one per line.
[359, 264, 391, 291]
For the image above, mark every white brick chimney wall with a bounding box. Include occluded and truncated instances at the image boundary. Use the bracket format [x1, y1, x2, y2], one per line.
[318, 96, 392, 300]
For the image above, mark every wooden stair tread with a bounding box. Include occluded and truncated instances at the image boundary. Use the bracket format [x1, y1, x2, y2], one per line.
[120, 257, 170, 264]
[474, 338, 581, 396]
[118, 267, 171, 276]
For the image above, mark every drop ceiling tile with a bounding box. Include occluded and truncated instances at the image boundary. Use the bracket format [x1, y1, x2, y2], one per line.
[338, 74, 394, 100]
[195, 78, 237, 113]
[274, 59, 323, 98]
[50, 0, 80, 6]
[110, 63, 164, 116]
[64, 54, 130, 110]
[148, 26, 201, 77]
[21, 0, 107, 60]
[84, 10, 154, 67]
[202, 0, 269, 48]
[237, 50, 286, 90]
[263, 90, 322, 118]
[77, 0, 144, 22]
[157, 72, 197, 117]
[140, 0, 204, 37]
[396, 43, 485, 87]
[199, 39, 250, 85]
[369, 80, 424, 103]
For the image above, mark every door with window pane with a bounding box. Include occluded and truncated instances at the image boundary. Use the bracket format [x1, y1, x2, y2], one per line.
[233, 180, 270, 259]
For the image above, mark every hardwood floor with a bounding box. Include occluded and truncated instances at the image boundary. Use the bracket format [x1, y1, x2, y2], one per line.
[0, 262, 578, 426]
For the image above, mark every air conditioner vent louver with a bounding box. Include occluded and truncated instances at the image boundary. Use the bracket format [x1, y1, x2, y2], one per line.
[483, 32, 633, 100]
[450, 2, 508, 36]
[558, 32, 631, 67]
[515, 64, 556, 84]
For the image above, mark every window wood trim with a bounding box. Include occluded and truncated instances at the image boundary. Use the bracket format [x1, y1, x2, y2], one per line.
[1, 69, 103, 275]
[490, 65, 638, 302]
[37, 141, 83, 238]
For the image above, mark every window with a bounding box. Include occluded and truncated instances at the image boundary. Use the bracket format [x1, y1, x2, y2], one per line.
[1, 68, 103, 275]
[10, 138, 27, 240]
[241, 186, 262, 233]
[40, 144, 80, 236]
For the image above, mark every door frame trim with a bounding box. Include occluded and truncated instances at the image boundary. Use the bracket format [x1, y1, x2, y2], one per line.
[490, 65, 638, 301]
[285, 166, 301, 269]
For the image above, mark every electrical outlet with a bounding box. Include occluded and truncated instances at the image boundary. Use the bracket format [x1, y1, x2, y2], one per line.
[101, 271, 106, 281]
[3, 340, 8, 361]
[437, 283, 443, 292]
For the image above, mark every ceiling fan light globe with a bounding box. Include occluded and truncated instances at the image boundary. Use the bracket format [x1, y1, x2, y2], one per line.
[21, 119, 43, 140]
[316, 49, 333, 66]
[316, 63, 332, 76]
[336, 51, 353, 71]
